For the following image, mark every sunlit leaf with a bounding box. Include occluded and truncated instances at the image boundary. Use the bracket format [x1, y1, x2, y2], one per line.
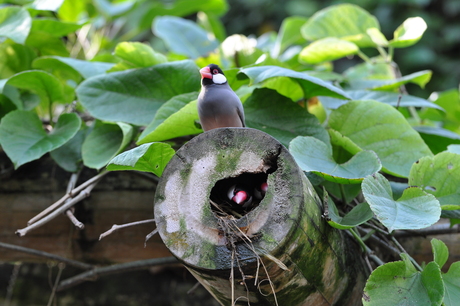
[111, 42, 167, 71]
[272, 16, 308, 58]
[409, 152, 460, 210]
[301, 4, 380, 47]
[31, 18, 82, 37]
[299, 38, 359, 64]
[107, 142, 175, 177]
[362, 173, 441, 232]
[0, 6, 32, 44]
[389, 17, 427, 48]
[329, 100, 433, 177]
[431, 238, 449, 269]
[442, 262, 460, 306]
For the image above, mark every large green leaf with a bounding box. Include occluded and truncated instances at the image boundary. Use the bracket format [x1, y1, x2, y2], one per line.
[76, 60, 200, 126]
[0, 110, 80, 168]
[442, 262, 460, 306]
[110, 42, 167, 71]
[238, 66, 350, 100]
[301, 4, 380, 47]
[33, 56, 115, 80]
[290, 136, 381, 183]
[0, 6, 32, 44]
[362, 173, 441, 232]
[25, 30, 69, 56]
[325, 199, 374, 229]
[0, 43, 36, 79]
[50, 127, 88, 172]
[389, 17, 427, 48]
[31, 18, 82, 37]
[409, 152, 460, 210]
[320, 90, 444, 110]
[93, 0, 134, 17]
[244, 88, 329, 148]
[349, 70, 432, 91]
[299, 38, 359, 64]
[138, 92, 200, 144]
[0, 70, 71, 110]
[363, 257, 444, 305]
[107, 142, 175, 177]
[28, 0, 65, 11]
[82, 121, 133, 169]
[271, 16, 308, 58]
[153, 16, 219, 59]
[329, 100, 433, 177]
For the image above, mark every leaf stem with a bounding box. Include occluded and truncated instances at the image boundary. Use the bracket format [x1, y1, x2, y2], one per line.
[357, 50, 372, 64]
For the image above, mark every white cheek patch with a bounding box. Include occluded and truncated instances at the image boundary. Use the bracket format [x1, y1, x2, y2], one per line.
[212, 73, 227, 84]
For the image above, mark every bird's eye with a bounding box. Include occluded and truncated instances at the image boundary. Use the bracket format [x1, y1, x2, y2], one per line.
[212, 69, 219, 74]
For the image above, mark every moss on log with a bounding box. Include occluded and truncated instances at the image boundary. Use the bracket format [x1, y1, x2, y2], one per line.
[154, 128, 367, 305]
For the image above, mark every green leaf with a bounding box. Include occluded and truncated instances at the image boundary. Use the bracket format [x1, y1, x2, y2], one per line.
[414, 126, 460, 155]
[290, 136, 381, 184]
[320, 90, 444, 110]
[50, 127, 88, 172]
[442, 262, 460, 306]
[326, 200, 373, 229]
[244, 88, 329, 148]
[31, 18, 82, 37]
[389, 17, 427, 48]
[82, 121, 133, 169]
[76, 60, 200, 126]
[112, 42, 167, 70]
[409, 152, 460, 210]
[238, 65, 350, 100]
[272, 16, 308, 58]
[301, 4, 380, 48]
[362, 173, 441, 232]
[107, 142, 175, 177]
[28, 0, 65, 11]
[366, 27, 388, 47]
[33, 56, 115, 80]
[448, 144, 460, 154]
[25, 30, 69, 56]
[431, 238, 449, 269]
[329, 100, 433, 177]
[0, 6, 32, 44]
[0, 43, 36, 79]
[363, 259, 444, 305]
[152, 16, 219, 59]
[0, 70, 71, 110]
[299, 38, 359, 64]
[197, 11, 226, 42]
[350, 70, 432, 91]
[0, 111, 80, 168]
[138, 92, 200, 144]
[93, 0, 134, 17]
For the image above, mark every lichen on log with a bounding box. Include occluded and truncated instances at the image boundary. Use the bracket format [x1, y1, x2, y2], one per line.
[154, 128, 366, 305]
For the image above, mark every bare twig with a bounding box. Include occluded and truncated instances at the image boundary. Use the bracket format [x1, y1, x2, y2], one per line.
[99, 219, 156, 241]
[5, 262, 21, 306]
[27, 170, 108, 226]
[64, 172, 85, 229]
[57, 257, 178, 291]
[47, 263, 65, 306]
[144, 228, 158, 247]
[0, 242, 92, 270]
[393, 224, 459, 238]
[16, 182, 97, 237]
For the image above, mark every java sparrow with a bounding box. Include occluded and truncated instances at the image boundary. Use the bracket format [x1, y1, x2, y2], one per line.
[228, 182, 268, 208]
[197, 64, 245, 131]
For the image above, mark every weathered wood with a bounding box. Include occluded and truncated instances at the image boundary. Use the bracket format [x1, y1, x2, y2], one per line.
[154, 128, 367, 305]
[0, 155, 169, 263]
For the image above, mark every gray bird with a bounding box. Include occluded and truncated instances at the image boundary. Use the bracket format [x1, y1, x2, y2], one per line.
[197, 64, 245, 131]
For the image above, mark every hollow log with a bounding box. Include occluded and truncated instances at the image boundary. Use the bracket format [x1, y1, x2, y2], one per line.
[154, 128, 367, 306]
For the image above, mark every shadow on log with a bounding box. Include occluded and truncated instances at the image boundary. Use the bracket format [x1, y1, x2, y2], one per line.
[154, 128, 367, 305]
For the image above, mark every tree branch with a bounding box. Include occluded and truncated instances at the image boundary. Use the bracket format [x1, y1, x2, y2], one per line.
[0, 242, 93, 270]
[99, 219, 156, 240]
[57, 257, 178, 291]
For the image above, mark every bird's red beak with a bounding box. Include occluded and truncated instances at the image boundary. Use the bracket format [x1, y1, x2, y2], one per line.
[232, 191, 247, 205]
[261, 182, 268, 192]
[200, 66, 212, 79]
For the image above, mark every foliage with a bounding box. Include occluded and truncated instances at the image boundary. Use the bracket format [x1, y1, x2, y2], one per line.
[0, 0, 459, 304]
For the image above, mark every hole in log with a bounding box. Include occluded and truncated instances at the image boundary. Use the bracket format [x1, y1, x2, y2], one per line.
[210, 172, 269, 218]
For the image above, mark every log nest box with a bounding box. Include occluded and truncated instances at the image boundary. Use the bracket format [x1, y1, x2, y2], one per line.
[154, 128, 366, 305]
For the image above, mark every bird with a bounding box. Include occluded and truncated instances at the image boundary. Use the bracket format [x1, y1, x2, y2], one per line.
[227, 182, 268, 209]
[197, 64, 245, 131]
